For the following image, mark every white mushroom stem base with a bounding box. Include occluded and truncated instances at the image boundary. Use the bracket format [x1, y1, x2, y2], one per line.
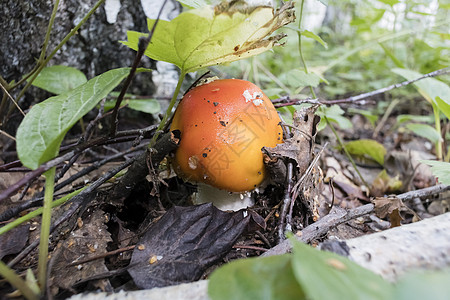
[193, 183, 254, 211]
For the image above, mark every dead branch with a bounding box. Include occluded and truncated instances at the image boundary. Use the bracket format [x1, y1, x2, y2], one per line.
[273, 67, 450, 107]
[262, 183, 450, 257]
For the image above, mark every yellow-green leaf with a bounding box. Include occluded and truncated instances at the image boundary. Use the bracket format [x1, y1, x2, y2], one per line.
[122, 2, 295, 73]
[345, 139, 387, 165]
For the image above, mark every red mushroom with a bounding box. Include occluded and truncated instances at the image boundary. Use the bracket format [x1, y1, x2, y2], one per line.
[170, 78, 283, 210]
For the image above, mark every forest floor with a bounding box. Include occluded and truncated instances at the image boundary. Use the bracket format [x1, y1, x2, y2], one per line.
[0, 96, 449, 299]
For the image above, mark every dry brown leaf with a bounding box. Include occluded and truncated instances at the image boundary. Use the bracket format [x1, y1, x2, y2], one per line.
[372, 196, 404, 227]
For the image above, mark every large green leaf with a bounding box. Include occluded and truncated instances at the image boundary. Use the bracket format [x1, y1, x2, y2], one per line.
[32, 65, 87, 95]
[17, 68, 146, 169]
[420, 160, 450, 185]
[405, 123, 442, 145]
[345, 139, 387, 165]
[391, 68, 450, 110]
[208, 254, 305, 300]
[392, 269, 450, 300]
[122, 2, 295, 73]
[291, 241, 394, 300]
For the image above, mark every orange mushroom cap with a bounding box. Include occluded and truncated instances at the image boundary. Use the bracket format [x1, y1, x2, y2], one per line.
[170, 79, 283, 193]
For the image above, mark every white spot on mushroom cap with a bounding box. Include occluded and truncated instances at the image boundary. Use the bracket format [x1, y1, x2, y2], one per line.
[243, 90, 264, 106]
[188, 156, 198, 169]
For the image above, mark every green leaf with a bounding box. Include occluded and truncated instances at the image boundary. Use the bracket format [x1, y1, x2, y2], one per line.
[379, 43, 404, 68]
[391, 68, 450, 107]
[436, 96, 450, 120]
[31, 65, 87, 95]
[127, 99, 161, 114]
[420, 160, 450, 185]
[280, 69, 322, 88]
[176, 0, 211, 9]
[208, 254, 305, 300]
[122, 2, 295, 73]
[377, 0, 400, 6]
[344, 139, 387, 165]
[405, 123, 442, 145]
[396, 114, 434, 124]
[291, 241, 393, 300]
[393, 269, 450, 300]
[301, 29, 328, 49]
[348, 108, 378, 127]
[17, 68, 144, 170]
[317, 105, 353, 130]
[104, 98, 161, 114]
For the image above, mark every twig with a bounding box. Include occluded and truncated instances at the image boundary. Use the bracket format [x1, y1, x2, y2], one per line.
[323, 67, 450, 105]
[326, 117, 370, 188]
[232, 245, 268, 252]
[66, 245, 136, 267]
[262, 204, 375, 257]
[397, 184, 450, 202]
[0, 145, 146, 222]
[109, 0, 168, 137]
[54, 100, 106, 183]
[372, 99, 399, 138]
[8, 131, 180, 267]
[7, 157, 137, 268]
[0, 81, 25, 116]
[272, 67, 450, 107]
[0, 125, 156, 201]
[262, 183, 450, 257]
[278, 162, 293, 243]
[291, 142, 328, 201]
[12, 0, 105, 106]
[0, 151, 76, 202]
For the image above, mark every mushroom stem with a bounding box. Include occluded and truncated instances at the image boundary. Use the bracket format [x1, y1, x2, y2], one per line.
[194, 183, 254, 211]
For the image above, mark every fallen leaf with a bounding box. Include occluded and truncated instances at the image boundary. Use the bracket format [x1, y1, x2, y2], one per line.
[0, 225, 29, 259]
[371, 169, 403, 197]
[264, 105, 320, 174]
[128, 203, 264, 289]
[48, 209, 113, 294]
[372, 197, 404, 227]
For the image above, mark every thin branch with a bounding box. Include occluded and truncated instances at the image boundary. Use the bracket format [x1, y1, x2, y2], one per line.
[66, 245, 136, 267]
[278, 162, 293, 243]
[262, 204, 375, 257]
[13, 0, 106, 103]
[397, 184, 450, 202]
[262, 183, 450, 257]
[0, 81, 25, 116]
[272, 67, 450, 107]
[0, 151, 76, 202]
[7, 157, 137, 268]
[8, 131, 179, 267]
[109, 0, 168, 137]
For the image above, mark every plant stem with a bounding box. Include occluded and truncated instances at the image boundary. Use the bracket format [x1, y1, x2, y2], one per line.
[38, 0, 60, 64]
[0, 188, 84, 236]
[432, 103, 443, 160]
[326, 117, 370, 189]
[149, 71, 186, 147]
[14, 0, 105, 104]
[297, 0, 316, 98]
[296, 0, 368, 190]
[37, 167, 56, 290]
[0, 261, 39, 300]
